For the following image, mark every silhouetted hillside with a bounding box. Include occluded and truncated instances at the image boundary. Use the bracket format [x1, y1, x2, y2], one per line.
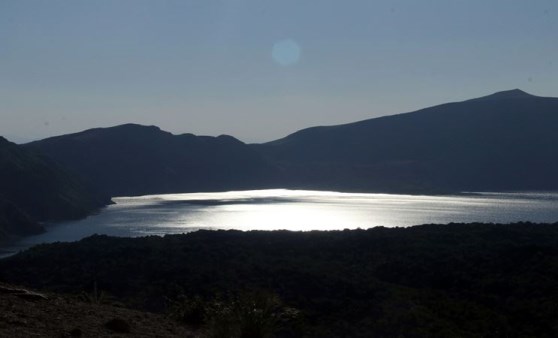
[0, 137, 109, 242]
[26, 124, 272, 197]
[0, 198, 42, 241]
[24, 90, 558, 196]
[256, 89, 558, 193]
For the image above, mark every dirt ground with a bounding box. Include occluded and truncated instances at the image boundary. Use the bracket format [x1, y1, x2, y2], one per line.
[0, 283, 199, 338]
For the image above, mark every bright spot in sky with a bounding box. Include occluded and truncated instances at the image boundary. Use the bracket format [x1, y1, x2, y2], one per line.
[272, 39, 301, 66]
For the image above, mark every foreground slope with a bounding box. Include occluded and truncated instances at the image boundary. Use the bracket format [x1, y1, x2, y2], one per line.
[0, 137, 109, 242]
[256, 89, 558, 193]
[0, 282, 196, 337]
[26, 124, 272, 197]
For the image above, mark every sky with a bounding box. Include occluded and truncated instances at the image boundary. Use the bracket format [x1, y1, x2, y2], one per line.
[1, 0, 557, 143]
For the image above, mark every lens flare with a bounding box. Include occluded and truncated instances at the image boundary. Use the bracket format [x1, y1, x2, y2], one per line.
[272, 39, 301, 66]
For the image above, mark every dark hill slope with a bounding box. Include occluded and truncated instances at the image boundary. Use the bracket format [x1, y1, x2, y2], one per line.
[2, 223, 558, 337]
[26, 124, 272, 197]
[0, 137, 109, 242]
[255, 89, 558, 193]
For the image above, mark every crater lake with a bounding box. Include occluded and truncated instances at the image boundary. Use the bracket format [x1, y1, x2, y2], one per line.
[3, 189, 558, 257]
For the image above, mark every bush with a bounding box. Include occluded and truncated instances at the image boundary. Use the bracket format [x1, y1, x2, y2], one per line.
[169, 291, 300, 338]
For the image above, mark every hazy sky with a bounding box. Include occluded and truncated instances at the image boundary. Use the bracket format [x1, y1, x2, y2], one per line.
[1, 0, 557, 143]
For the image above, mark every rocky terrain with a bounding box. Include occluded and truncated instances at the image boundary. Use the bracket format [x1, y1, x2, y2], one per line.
[0, 283, 197, 338]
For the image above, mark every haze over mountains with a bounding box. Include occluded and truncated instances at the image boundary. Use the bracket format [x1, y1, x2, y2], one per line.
[2, 89, 557, 240]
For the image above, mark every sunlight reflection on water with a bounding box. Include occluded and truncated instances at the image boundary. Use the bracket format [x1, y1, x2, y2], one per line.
[4, 189, 558, 255]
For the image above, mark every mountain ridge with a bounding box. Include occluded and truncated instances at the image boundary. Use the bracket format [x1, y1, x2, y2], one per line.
[264, 89, 546, 146]
[21, 89, 558, 197]
[468, 88, 536, 101]
[26, 124, 272, 197]
[255, 89, 558, 192]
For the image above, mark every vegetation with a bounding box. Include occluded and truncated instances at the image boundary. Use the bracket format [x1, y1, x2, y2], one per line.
[168, 291, 299, 337]
[1, 222, 558, 337]
[80, 281, 107, 305]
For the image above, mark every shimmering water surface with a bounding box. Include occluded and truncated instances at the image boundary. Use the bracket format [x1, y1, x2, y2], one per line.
[4, 190, 558, 255]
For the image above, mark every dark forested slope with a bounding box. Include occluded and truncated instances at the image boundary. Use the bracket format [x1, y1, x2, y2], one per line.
[2, 223, 558, 337]
[0, 137, 109, 241]
[255, 89, 558, 193]
[26, 124, 272, 197]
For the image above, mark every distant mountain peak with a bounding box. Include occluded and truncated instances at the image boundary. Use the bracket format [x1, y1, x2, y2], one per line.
[98, 123, 162, 134]
[113, 123, 161, 130]
[73, 124, 166, 139]
[472, 89, 535, 101]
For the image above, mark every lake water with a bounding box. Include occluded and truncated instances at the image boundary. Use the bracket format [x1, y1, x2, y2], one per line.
[3, 189, 558, 256]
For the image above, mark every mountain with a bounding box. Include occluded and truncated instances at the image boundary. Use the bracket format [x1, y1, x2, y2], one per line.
[23, 89, 558, 197]
[255, 89, 558, 193]
[0, 137, 109, 242]
[0, 198, 41, 241]
[26, 124, 272, 197]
